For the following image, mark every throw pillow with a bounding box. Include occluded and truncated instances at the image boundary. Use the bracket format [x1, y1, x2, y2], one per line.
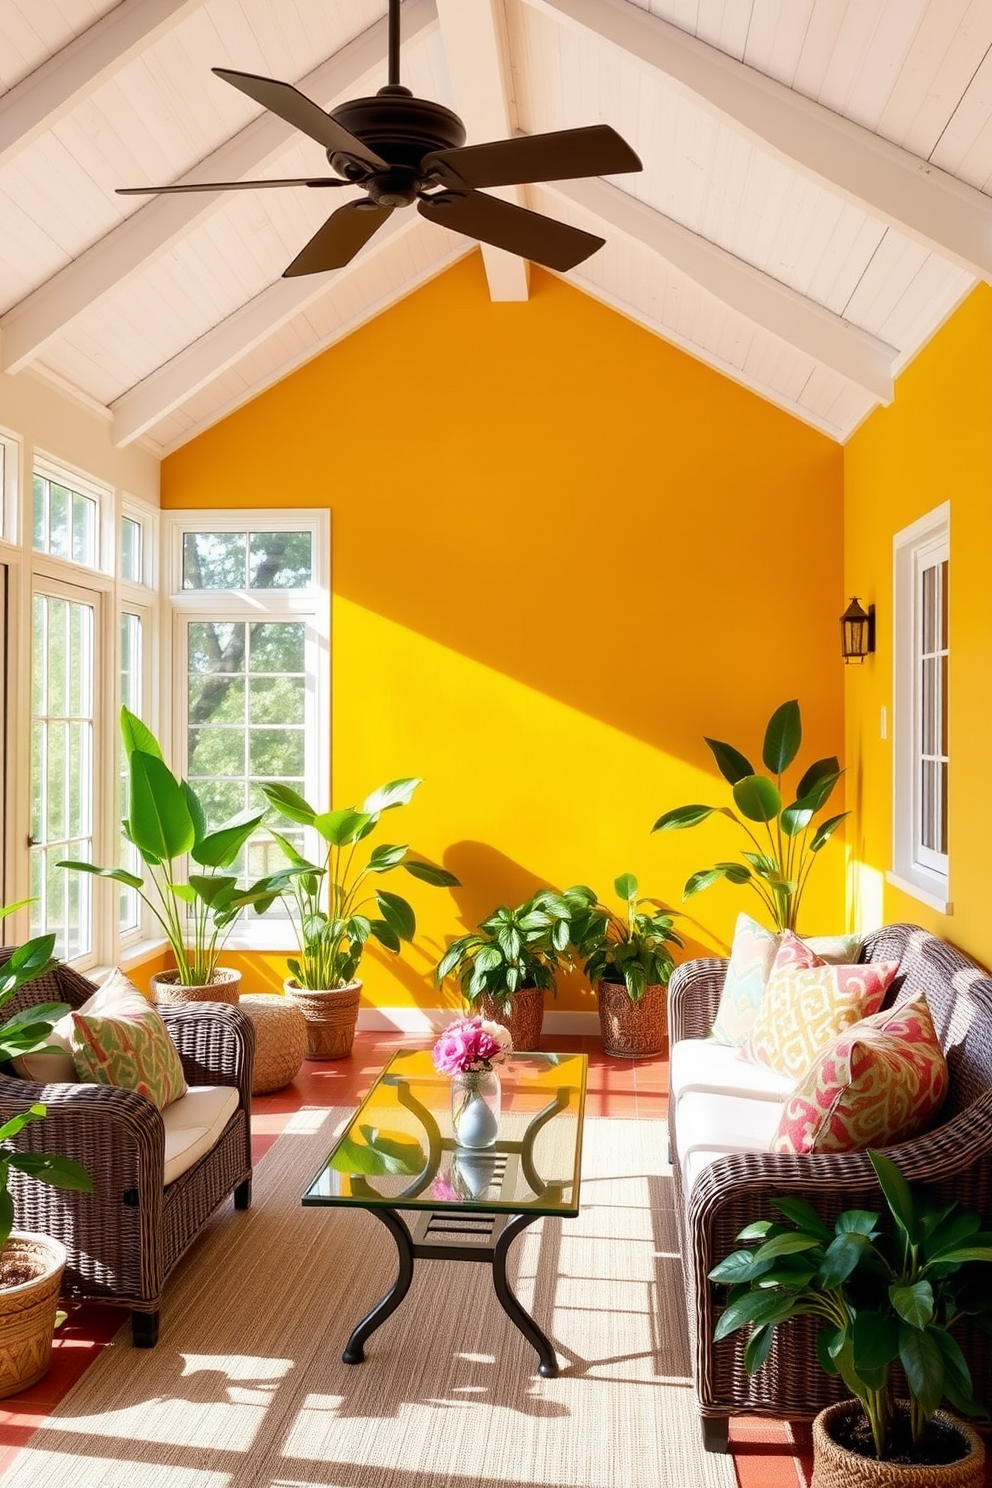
[771, 990, 948, 1154]
[70, 980, 187, 1109]
[742, 931, 899, 1078]
[11, 965, 152, 1083]
[709, 913, 863, 1047]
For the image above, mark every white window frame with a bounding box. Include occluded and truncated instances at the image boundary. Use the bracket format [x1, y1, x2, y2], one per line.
[164, 510, 330, 951]
[889, 502, 951, 914]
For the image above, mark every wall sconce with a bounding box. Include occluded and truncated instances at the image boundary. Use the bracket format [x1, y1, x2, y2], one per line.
[841, 597, 875, 663]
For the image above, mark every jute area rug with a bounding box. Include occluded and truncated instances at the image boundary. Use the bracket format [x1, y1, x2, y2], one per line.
[1, 1110, 736, 1488]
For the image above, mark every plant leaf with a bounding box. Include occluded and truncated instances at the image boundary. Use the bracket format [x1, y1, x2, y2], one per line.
[733, 775, 782, 823]
[375, 891, 415, 942]
[403, 859, 460, 887]
[361, 779, 421, 814]
[193, 807, 265, 868]
[780, 801, 814, 837]
[704, 737, 754, 785]
[259, 782, 317, 826]
[315, 809, 373, 847]
[890, 1280, 934, 1329]
[869, 1149, 921, 1244]
[129, 750, 195, 860]
[772, 1197, 834, 1243]
[899, 1324, 945, 1417]
[744, 1324, 774, 1375]
[810, 813, 850, 852]
[762, 700, 801, 774]
[796, 756, 841, 803]
[653, 804, 736, 831]
[56, 861, 143, 889]
[614, 872, 638, 902]
[120, 706, 163, 761]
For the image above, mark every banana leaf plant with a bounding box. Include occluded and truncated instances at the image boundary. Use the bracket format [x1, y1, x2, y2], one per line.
[59, 708, 285, 986]
[0, 905, 92, 1252]
[260, 778, 460, 991]
[709, 1150, 992, 1461]
[568, 874, 684, 1003]
[652, 699, 847, 933]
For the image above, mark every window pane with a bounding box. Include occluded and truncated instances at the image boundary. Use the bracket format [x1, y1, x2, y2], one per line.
[31, 591, 95, 961]
[120, 612, 142, 934]
[183, 532, 246, 589]
[49, 483, 70, 559]
[249, 675, 305, 724]
[249, 621, 304, 672]
[188, 621, 245, 674]
[921, 658, 935, 755]
[189, 675, 246, 725]
[940, 762, 948, 855]
[249, 531, 312, 588]
[249, 726, 305, 778]
[921, 760, 935, 852]
[71, 490, 96, 566]
[939, 559, 948, 647]
[121, 517, 142, 582]
[921, 564, 936, 653]
[32, 475, 46, 552]
[33, 472, 99, 569]
[188, 726, 246, 778]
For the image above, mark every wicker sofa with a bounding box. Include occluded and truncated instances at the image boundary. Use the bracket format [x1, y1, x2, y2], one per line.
[667, 923, 992, 1452]
[0, 956, 255, 1346]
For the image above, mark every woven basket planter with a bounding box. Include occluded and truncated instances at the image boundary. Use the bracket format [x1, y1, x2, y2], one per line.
[150, 967, 242, 1006]
[285, 979, 362, 1060]
[812, 1401, 985, 1488]
[596, 980, 667, 1058]
[0, 1233, 67, 1399]
[476, 986, 544, 1051]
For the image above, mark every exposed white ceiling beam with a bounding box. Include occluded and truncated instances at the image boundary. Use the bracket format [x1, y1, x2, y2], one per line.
[565, 272, 853, 443]
[552, 178, 896, 402]
[529, 0, 992, 282]
[0, 0, 207, 170]
[435, 0, 529, 301]
[159, 242, 475, 455]
[110, 212, 423, 446]
[1, 0, 439, 375]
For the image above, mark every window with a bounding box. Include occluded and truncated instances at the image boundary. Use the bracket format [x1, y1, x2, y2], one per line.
[167, 513, 329, 942]
[891, 503, 950, 912]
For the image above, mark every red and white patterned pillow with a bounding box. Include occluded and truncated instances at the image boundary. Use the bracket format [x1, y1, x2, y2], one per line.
[742, 931, 899, 1079]
[771, 990, 948, 1154]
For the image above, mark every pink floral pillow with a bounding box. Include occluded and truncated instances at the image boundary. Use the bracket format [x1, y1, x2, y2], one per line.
[742, 931, 899, 1078]
[771, 991, 948, 1154]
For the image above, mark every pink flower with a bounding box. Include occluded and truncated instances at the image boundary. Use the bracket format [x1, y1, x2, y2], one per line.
[432, 1015, 512, 1074]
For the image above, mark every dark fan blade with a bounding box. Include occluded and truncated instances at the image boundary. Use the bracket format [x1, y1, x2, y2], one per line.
[283, 201, 393, 277]
[117, 178, 352, 196]
[422, 125, 641, 190]
[418, 190, 603, 271]
[214, 68, 388, 172]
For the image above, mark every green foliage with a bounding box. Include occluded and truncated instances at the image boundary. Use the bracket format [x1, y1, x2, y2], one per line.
[0, 905, 92, 1253]
[261, 779, 459, 991]
[652, 700, 848, 932]
[568, 874, 684, 1003]
[435, 888, 587, 1011]
[709, 1151, 992, 1460]
[59, 708, 285, 986]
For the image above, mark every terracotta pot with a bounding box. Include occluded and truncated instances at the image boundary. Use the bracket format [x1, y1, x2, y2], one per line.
[150, 967, 241, 1006]
[596, 980, 667, 1058]
[284, 978, 362, 1060]
[0, 1233, 67, 1399]
[812, 1400, 985, 1488]
[476, 986, 544, 1051]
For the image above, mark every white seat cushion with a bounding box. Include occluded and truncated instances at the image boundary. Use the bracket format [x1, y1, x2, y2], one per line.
[670, 1039, 797, 1111]
[675, 1090, 785, 1194]
[162, 1085, 239, 1185]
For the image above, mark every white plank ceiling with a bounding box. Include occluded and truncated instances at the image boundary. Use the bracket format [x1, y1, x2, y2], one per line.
[1, 0, 990, 452]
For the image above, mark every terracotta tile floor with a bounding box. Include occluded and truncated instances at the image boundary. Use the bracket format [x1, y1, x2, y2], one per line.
[0, 1030, 811, 1486]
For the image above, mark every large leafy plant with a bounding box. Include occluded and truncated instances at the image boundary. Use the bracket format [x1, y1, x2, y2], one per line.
[261, 778, 459, 991]
[709, 1150, 992, 1461]
[0, 904, 92, 1254]
[60, 708, 283, 986]
[435, 888, 585, 1011]
[568, 874, 684, 1002]
[652, 699, 847, 933]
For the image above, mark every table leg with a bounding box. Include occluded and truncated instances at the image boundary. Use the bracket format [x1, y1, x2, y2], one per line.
[342, 1207, 414, 1364]
[492, 1212, 559, 1378]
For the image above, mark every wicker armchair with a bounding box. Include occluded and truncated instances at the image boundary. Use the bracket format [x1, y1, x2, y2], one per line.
[0, 955, 255, 1346]
[667, 923, 992, 1451]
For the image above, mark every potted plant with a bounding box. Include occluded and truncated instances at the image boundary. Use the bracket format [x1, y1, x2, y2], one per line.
[0, 904, 92, 1398]
[652, 699, 848, 933]
[568, 873, 683, 1058]
[261, 777, 459, 1059]
[434, 887, 586, 1051]
[60, 708, 284, 1004]
[709, 1148, 991, 1485]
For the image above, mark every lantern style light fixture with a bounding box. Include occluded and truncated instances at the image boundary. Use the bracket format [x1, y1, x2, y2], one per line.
[841, 597, 875, 663]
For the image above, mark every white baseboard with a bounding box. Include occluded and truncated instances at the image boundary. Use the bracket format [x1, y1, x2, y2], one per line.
[356, 1007, 600, 1037]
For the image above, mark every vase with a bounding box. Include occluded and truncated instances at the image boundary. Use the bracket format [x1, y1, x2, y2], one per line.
[451, 1069, 501, 1149]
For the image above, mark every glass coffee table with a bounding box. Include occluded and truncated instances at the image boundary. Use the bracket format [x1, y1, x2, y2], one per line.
[302, 1048, 587, 1378]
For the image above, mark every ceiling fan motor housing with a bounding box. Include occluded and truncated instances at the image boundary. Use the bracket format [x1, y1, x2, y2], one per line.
[329, 85, 467, 205]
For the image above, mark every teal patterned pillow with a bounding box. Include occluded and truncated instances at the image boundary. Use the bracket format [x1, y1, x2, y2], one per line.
[70, 983, 187, 1109]
[709, 913, 863, 1047]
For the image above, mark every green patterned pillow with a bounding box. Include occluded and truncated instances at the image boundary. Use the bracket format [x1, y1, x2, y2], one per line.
[70, 983, 187, 1109]
[710, 913, 863, 1047]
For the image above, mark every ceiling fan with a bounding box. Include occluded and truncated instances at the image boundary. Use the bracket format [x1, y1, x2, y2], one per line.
[118, 0, 642, 277]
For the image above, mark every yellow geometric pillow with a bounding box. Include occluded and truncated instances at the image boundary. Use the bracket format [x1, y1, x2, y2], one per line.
[742, 931, 899, 1079]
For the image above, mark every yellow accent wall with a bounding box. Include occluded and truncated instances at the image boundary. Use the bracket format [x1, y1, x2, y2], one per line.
[844, 283, 992, 963]
[162, 254, 845, 1012]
